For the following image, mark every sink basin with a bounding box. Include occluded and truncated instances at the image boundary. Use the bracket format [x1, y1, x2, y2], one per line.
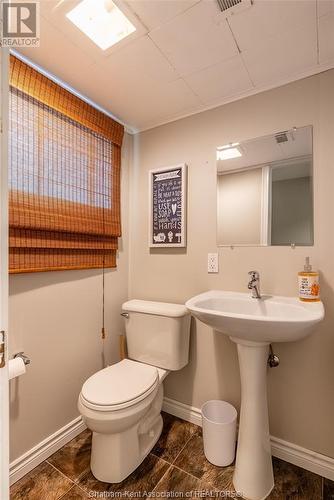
[186, 290, 324, 343]
[186, 289, 324, 500]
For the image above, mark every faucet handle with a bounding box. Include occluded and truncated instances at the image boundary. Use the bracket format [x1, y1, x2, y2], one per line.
[248, 270, 259, 279]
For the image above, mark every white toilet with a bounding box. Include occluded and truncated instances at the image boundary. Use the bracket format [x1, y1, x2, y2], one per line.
[78, 299, 190, 483]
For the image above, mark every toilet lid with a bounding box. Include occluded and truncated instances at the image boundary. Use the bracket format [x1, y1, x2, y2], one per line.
[81, 359, 159, 408]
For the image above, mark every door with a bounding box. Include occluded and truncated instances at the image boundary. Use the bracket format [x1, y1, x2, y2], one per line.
[0, 47, 9, 500]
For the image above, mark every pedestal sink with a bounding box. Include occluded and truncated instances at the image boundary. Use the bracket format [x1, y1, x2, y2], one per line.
[185, 291, 324, 500]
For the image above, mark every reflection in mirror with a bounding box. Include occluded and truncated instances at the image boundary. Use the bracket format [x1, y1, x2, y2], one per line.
[216, 126, 313, 247]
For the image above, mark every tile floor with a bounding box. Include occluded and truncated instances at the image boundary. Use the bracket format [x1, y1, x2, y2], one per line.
[10, 412, 334, 500]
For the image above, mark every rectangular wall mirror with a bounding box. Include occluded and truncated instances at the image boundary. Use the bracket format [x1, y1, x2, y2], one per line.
[216, 125, 313, 247]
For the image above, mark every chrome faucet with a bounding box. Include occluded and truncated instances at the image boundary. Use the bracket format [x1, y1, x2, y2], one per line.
[248, 271, 261, 299]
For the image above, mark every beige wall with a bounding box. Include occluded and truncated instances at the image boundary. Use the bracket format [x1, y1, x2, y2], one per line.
[9, 134, 132, 462]
[129, 71, 334, 458]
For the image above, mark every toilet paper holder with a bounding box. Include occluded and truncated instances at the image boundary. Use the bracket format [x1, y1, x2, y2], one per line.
[13, 352, 31, 366]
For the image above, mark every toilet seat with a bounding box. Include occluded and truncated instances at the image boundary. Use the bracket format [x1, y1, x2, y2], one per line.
[80, 359, 159, 412]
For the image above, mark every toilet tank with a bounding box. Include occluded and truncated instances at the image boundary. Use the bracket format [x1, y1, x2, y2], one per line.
[122, 300, 191, 370]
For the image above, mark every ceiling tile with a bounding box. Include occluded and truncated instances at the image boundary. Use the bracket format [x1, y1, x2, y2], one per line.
[185, 55, 253, 104]
[149, 0, 238, 76]
[103, 35, 178, 84]
[317, 0, 334, 17]
[318, 13, 334, 63]
[18, 17, 96, 85]
[125, 0, 200, 30]
[228, 0, 316, 52]
[242, 23, 318, 87]
[75, 63, 201, 129]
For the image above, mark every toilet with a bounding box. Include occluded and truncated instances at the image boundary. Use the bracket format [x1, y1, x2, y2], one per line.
[78, 299, 190, 483]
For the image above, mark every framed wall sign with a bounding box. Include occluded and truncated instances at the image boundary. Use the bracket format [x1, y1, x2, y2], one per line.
[149, 164, 187, 248]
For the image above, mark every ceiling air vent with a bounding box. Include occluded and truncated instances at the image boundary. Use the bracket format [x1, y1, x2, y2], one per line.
[275, 132, 289, 144]
[217, 0, 252, 16]
[217, 0, 242, 11]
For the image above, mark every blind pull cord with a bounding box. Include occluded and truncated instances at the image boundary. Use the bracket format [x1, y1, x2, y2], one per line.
[101, 143, 106, 344]
[102, 265, 106, 340]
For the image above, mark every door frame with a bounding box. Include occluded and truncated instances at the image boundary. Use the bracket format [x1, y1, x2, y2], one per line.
[0, 47, 9, 500]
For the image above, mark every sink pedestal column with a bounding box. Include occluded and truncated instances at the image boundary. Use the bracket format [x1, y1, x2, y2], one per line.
[231, 339, 274, 500]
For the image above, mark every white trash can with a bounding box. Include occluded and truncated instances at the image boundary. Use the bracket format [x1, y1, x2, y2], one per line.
[201, 400, 237, 466]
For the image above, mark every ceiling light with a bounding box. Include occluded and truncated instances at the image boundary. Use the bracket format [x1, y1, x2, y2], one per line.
[66, 0, 136, 51]
[217, 142, 240, 149]
[217, 145, 242, 160]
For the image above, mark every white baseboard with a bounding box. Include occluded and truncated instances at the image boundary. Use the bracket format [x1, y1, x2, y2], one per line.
[270, 436, 334, 482]
[162, 396, 334, 482]
[163, 397, 202, 427]
[10, 416, 86, 485]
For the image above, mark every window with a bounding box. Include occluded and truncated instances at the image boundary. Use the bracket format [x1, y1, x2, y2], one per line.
[9, 56, 124, 273]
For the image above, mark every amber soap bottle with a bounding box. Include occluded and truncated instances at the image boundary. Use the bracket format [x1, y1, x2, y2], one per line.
[298, 257, 320, 302]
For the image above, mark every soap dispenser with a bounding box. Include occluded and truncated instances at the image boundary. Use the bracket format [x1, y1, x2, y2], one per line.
[298, 257, 320, 302]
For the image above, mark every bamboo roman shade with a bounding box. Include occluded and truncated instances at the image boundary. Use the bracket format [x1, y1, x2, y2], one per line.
[9, 55, 124, 273]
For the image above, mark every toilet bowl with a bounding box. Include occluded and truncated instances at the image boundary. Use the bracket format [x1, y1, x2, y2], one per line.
[78, 300, 190, 483]
[79, 359, 168, 483]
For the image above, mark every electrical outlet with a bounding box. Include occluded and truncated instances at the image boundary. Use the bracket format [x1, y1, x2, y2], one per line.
[208, 253, 219, 273]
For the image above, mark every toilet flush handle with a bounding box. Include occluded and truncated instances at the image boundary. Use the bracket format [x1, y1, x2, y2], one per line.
[120, 312, 129, 319]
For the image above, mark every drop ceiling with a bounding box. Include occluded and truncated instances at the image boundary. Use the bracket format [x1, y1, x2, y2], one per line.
[16, 0, 334, 132]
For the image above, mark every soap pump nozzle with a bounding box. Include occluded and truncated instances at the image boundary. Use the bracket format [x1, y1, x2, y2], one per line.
[304, 257, 312, 272]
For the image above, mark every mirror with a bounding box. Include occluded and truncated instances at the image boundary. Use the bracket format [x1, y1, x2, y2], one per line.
[216, 125, 313, 247]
